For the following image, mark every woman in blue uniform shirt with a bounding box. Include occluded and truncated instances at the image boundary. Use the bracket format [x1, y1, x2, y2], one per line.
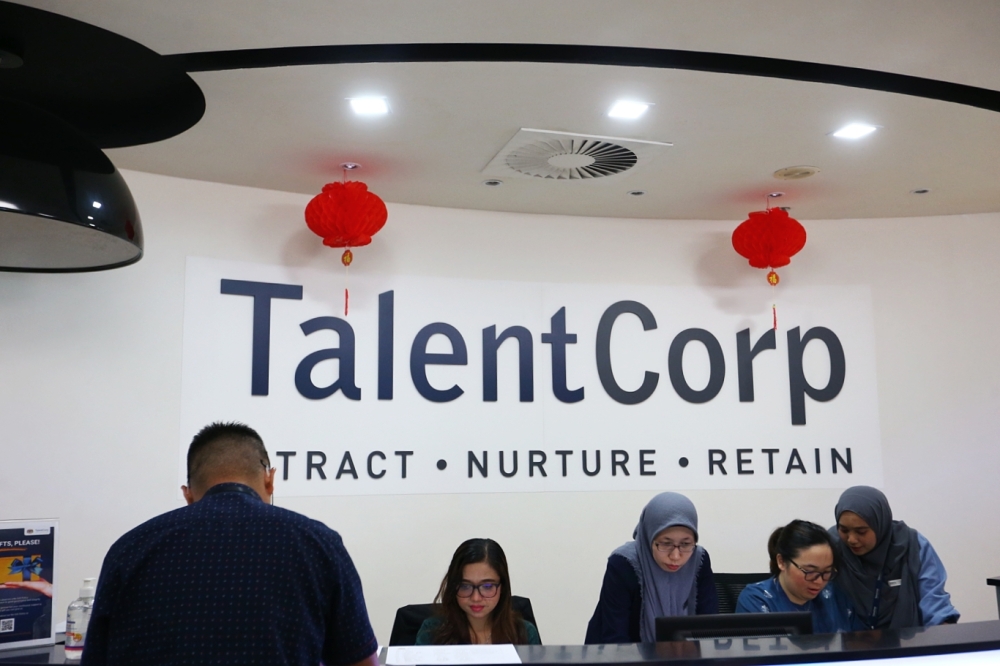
[832, 486, 958, 629]
[736, 519, 852, 633]
[585, 492, 717, 644]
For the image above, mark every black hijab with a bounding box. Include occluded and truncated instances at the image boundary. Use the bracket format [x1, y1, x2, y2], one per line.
[830, 486, 922, 629]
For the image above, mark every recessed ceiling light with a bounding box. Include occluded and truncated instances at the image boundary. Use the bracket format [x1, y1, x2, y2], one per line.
[831, 123, 878, 139]
[349, 97, 389, 115]
[627, 190, 645, 197]
[482, 179, 503, 187]
[92, 201, 102, 209]
[608, 100, 651, 119]
[911, 188, 931, 194]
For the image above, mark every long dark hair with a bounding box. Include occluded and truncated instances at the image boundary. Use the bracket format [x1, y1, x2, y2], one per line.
[430, 538, 528, 645]
[767, 519, 838, 576]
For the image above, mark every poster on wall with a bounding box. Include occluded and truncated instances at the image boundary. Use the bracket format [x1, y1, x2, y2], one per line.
[180, 256, 883, 496]
[0, 519, 57, 651]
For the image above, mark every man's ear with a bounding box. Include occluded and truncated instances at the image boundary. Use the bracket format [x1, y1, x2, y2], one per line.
[264, 467, 276, 497]
[181, 485, 196, 506]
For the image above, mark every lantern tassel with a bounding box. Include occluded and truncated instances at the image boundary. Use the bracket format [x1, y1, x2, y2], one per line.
[765, 269, 780, 331]
[344, 259, 349, 316]
[341, 248, 353, 316]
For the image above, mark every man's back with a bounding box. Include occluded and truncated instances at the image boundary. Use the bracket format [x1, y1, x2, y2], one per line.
[82, 483, 377, 666]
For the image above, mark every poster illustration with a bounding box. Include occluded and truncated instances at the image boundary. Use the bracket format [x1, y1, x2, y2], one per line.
[0, 520, 57, 650]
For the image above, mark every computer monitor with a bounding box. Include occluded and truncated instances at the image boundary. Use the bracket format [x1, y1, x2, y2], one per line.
[655, 611, 813, 641]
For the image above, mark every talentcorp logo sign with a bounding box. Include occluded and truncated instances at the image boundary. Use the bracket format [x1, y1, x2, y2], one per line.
[180, 257, 883, 496]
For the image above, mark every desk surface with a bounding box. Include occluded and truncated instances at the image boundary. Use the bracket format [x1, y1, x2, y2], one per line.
[388, 622, 1000, 666]
[0, 643, 65, 665]
[5, 621, 1000, 666]
[511, 621, 1000, 665]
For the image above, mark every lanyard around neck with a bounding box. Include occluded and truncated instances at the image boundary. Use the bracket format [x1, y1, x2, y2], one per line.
[866, 556, 897, 630]
[865, 575, 884, 629]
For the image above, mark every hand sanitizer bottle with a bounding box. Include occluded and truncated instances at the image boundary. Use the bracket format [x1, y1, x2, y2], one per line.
[65, 578, 97, 660]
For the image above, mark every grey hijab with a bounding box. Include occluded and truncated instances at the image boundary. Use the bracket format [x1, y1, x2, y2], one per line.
[613, 492, 705, 642]
[831, 486, 921, 629]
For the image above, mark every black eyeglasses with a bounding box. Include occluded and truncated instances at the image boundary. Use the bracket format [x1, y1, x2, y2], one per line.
[457, 582, 500, 598]
[788, 558, 836, 582]
[653, 540, 696, 554]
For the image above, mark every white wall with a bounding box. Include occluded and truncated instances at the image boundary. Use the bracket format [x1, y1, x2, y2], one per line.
[2, 170, 999, 644]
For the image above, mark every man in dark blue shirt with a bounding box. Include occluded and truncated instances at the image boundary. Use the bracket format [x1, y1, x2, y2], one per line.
[82, 422, 379, 666]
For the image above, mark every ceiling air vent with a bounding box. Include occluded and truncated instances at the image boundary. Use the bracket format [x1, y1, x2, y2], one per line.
[773, 165, 820, 180]
[483, 129, 671, 181]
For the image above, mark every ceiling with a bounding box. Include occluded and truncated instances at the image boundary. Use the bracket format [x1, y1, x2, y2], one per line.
[6, 0, 1000, 221]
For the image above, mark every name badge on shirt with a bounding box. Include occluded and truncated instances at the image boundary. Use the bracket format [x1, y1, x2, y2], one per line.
[888, 579, 902, 587]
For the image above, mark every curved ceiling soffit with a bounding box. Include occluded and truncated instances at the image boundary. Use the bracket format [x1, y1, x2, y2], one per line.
[173, 43, 1000, 114]
[5, 0, 999, 151]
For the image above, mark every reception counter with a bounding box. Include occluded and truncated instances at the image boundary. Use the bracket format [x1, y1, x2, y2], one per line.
[512, 621, 1000, 665]
[3, 621, 1000, 665]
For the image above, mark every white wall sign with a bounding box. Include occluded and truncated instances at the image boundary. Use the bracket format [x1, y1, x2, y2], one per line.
[181, 257, 882, 495]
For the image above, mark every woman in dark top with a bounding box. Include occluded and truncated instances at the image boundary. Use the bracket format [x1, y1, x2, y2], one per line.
[416, 538, 540, 645]
[585, 492, 717, 644]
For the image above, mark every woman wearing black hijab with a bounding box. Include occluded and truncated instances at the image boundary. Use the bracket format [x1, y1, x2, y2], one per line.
[831, 486, 959, 629]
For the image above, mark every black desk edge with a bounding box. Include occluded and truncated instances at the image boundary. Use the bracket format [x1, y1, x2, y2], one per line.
[7, 621, 1000, 666]
[379, 622, 1000, 666]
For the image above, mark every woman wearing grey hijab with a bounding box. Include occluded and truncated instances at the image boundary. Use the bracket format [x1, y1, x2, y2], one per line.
[831, 486, 958, 629]
[585, 492, 718, 643]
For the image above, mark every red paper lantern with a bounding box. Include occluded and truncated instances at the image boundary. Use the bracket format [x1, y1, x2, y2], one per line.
[304, 180, 388, 314]
[732, 207, 806, 278]
[732, 207, 806, 330]
[305, 180, 387, 253]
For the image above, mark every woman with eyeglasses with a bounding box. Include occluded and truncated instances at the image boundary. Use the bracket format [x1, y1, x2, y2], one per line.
[736, 519, 851, 633]
[831, 486, 958, 629]
[415, 538, 540, 645]
[585, 492, 718, 644]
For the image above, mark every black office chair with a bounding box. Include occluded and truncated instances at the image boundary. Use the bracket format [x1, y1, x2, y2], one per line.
[388, 596, 539, 645]
[713, 572, 772, 613]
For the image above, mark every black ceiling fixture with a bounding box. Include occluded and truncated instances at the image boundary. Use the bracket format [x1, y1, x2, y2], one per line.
[0, 97, 142, 272]
[0, 0, 204, 272]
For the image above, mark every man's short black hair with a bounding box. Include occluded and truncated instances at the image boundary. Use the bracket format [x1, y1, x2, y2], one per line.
[186, 421, 270, 489]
